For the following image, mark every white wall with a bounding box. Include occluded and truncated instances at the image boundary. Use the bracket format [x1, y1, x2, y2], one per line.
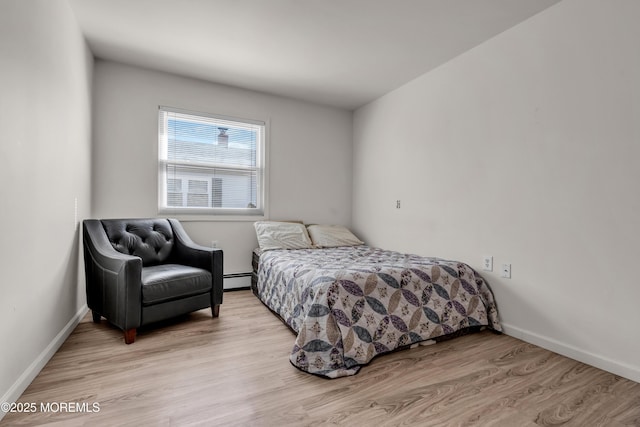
[0, 0, 93, 411]
[353, 0, 640, 382]
[92, 61, 352, 278]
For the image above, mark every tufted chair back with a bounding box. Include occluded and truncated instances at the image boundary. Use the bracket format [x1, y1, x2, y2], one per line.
[101, 218, 174, 266]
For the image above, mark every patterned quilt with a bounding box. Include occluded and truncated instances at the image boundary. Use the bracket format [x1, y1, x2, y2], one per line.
[255, 246, 501, 378]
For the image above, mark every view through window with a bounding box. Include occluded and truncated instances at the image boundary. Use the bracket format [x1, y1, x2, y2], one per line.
[158, 107, 265, 216]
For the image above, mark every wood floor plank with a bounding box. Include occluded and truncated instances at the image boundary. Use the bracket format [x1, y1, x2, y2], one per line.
[2, 290, 639, 426]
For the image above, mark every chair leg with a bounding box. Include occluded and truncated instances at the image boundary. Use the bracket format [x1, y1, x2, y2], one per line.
[92, 311, 101, 323]
[124, 328, 136, 344]
[212, 304, 220, 318]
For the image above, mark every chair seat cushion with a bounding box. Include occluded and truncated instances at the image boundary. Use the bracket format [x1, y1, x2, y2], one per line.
[141, 264, 212, 306]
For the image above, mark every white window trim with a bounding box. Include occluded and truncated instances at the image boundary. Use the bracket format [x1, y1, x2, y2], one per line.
[157, 106, 269, 221]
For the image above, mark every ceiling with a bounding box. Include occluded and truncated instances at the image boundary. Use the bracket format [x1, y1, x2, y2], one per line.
[69, 0, 561, 110]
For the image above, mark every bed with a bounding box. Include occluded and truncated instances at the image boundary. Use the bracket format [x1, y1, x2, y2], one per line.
[251, 222, 502, 378]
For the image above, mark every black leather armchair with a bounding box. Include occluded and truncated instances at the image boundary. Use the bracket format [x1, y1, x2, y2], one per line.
[82, 218, 223, 344]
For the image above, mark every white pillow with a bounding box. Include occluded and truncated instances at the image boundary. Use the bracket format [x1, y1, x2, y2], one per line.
[306, 225, 364, 248]
[254, 221, 314, 250]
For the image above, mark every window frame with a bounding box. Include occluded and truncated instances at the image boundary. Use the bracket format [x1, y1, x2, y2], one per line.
[157, 106, 268, 221]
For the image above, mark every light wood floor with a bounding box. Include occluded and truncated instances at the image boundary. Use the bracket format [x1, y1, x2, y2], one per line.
[2, 290, 639, 426]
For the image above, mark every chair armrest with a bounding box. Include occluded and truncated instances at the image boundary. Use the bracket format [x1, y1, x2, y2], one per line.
[168, 219, 223, 306]
[82, 220, 142, 330]
[83, 220, 140, 270]
[168, 219, 223, 272]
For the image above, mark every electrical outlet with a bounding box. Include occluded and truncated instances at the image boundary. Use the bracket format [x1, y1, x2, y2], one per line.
[501, 263, 511, 278]
[396, 200, 401, 209]
[211, 240, 219, 248]
[482, 256, 493, 271]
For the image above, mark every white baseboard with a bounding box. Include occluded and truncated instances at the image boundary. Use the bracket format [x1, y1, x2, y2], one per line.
[501, 322, 640, 384]
[0, 305, 88, 421]
[223, 274, 251, 290]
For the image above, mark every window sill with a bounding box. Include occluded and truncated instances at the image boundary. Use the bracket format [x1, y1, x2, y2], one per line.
[158, 207, 267, 222]
[166, 214, 266, 223]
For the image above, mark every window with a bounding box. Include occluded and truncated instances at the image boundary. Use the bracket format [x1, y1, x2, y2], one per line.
[158, 106, 266, 216]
